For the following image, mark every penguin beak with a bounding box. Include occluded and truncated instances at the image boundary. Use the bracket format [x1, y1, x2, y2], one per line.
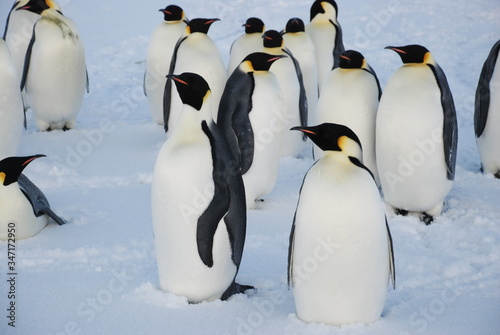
[159, 9, 172, 14]
[205, 19, 220, 25]
[166, 74, 188, 86]
[290, 126, 316, 135]
[385, 46, 406, 54]
[22, 154, 46, 167]
[339, 55, 351, 61]
[268, 55, 287, 63]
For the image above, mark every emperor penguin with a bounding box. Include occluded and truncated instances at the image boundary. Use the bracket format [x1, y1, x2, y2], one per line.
[288, 123, 395, 326]
[0, 154, 66, 240]
[18, 0, 88, 131]
[3, 0, 61, 90]
[376, 44, 458, 224]
[152, 72, 251, 303]
[144, 5, 187, 125]
[227, 17, 265, 75]
[262, 30, 308, 158]
[283, 18, 319, 130]
[474, 39, 500, 178]
[315, 50, 381, 184]
[163, 18, 227, 133]
[305, 0, 345, 90]
[218, 52, 286, 209]
[0, 38, 24, 159]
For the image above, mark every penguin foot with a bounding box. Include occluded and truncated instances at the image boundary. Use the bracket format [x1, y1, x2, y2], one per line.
[494, 171, 500, 179]
[394, 208, 409, 216]
[421, 213, 434, 225]
[62, 125, 71, 131]
[221, 282, 255, 301]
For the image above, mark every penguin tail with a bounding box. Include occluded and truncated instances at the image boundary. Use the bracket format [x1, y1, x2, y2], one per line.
[42, 207, 67, 226]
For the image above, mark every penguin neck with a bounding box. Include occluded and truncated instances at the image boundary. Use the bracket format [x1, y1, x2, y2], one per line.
[312, 6, 339, 25]
[170, 105, 211, 143]
[263, 46, 283, 56]
[41, 9, 77, 40]
[317, 151, 358, 179]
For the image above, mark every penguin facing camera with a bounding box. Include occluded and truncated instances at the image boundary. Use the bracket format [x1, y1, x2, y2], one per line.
[0, 155, 66, 240]
[288, 123, 395, 326]
[227, 17, 266, 75]
[376, 44, 457, 224]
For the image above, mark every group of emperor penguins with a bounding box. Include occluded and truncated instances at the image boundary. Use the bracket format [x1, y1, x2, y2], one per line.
[0, 0, 499, 327]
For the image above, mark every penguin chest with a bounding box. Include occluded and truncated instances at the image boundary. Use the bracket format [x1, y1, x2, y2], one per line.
[0, 184, 47, 240]
[305, 22, 336, 86]
[152, 138, 236, 302]
[26, 19, 86, 121]
[292, 157, 389, 325]
[243, 73, 285, 201]
[477, 57, 500, 174]
[377, 66, 451, 209]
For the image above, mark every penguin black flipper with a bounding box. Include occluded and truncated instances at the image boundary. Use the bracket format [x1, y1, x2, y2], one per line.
[363, 64, 382, 100]
[428, 64, 458, 180]
[329, 19, 345, 70]
[217, 69, 255, 174]
[163, 36, 187, 132]
[18, 174, 66, 226]
[283, 48, 308, 136]
[475, 39, 500, 138]
[385, 217, 396, 289]
[20, 23, 37, 92]
[3, 1, 19, 40]
[86, 67, 90, 93]
[196, 121, 233, 268]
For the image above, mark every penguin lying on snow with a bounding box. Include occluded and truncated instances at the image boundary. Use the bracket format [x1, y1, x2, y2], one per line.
[376, 44, 457, 224]
[152, 72, 252, 303]
[288, 123, 395, 326]
[475, 39, 500, 178]
[0, 155, 66, 240]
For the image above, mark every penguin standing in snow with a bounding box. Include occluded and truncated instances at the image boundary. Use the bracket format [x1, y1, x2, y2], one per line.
[144, 5, 187, 125]
[475, 39, 500, 178]
[262, 30, 308, 158]
[152, 72, 251, 302]
[288, 123, 395, 326]
[3, 0, 61, 92]
[315, 50, 381, 184]
[18, 0, 88, 131]
[218, 52, 286, 209]
[283, 18, 319, 131]
[0, 38, 24, 159]
[163, 18, 227, 133]
[376, 44, 457, 224]
[0, 155, 66, 240]
[306, 0, 344, 90]
[227, 17, 265, 75]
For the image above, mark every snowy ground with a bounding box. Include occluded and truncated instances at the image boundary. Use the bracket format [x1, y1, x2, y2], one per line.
[1, 0, 499, 334]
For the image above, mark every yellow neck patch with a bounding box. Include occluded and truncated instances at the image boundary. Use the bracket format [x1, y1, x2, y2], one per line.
[338, 136, 363, 162]
[0, 172, 5, 185]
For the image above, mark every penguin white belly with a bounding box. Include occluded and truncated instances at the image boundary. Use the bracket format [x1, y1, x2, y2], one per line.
[152, 140, 236, 302]
[477, 58, 500, 175]
[0, 184, 48, 240]
[227, 34, 262, 75]
[377, 66, 452, 213]
[315, 69, 379, 182]
[306, 23, 336, 90]
[145, 23, 185, 125]
[242, 73, 285, 208]
[284, 35, 319, 126]
[265, 53, 303, 157]
[0, 41, 24, 159]
[26, 19, 86, 130]
[169, 35, 227, 128]
[292, 155, 389, 325]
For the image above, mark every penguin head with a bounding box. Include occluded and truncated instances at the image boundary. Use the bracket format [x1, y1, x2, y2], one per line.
[385, 44, 435, 64]
[310, 0, 339, 21]
[262, 30, 284, 49]
[243, 17, 265, 34]
[159, 5, 185, 22]
[17, 0, 59, 14]
[167, 73, 211, 111]
[291, 123, 363, 160]
[284, 18, 305, 34]
[240, 52, 286, 72]
[186, 18, 220, 35]
[339, 50, 367, 69]
[0, 155, 46, 187]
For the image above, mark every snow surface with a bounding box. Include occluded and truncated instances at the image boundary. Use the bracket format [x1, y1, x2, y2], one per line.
[1, 0, 499, 334]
